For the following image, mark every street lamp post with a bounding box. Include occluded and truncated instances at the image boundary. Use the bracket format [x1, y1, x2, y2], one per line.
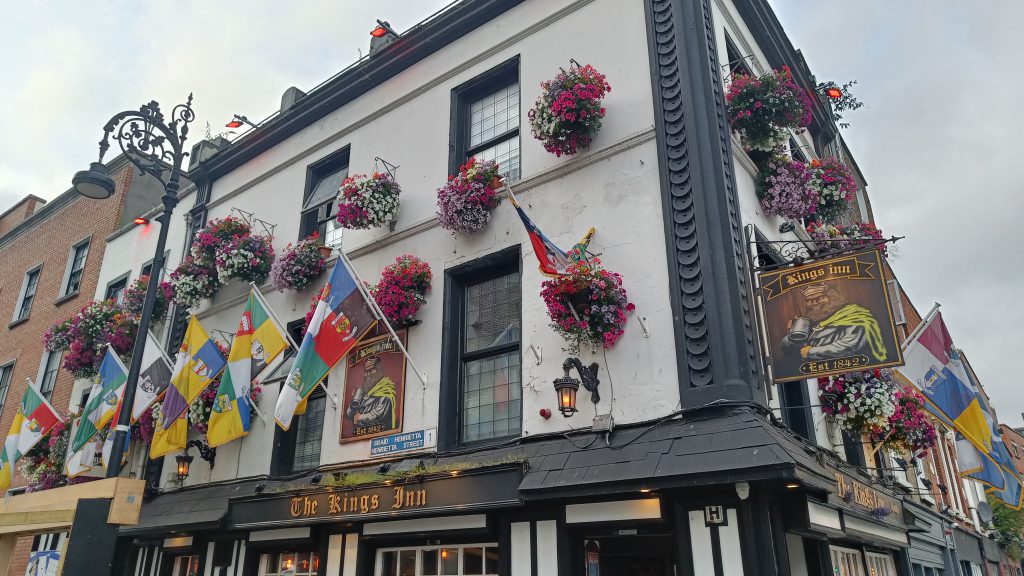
[72, 95, 195, 478]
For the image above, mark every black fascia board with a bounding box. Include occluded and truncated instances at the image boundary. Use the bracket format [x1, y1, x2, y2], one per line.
[730, 0, 839, 147]
[199, 0, 526, 184]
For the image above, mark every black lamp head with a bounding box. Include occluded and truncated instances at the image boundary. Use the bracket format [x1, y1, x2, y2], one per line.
[72, 162, 116, 199]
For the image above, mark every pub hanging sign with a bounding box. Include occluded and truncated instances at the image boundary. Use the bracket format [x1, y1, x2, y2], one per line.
[757, 250, 903, 382]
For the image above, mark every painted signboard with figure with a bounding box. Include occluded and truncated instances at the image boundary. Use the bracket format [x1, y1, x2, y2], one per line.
[758, 249, 903, 382]
[340, 329, 408, 443]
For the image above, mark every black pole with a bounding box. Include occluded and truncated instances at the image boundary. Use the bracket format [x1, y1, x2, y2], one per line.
[106, 174, 180, 477]
[81, 96, 195, 478]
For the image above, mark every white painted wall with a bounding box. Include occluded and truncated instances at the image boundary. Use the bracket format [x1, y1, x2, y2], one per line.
[146, 0, 675, 488]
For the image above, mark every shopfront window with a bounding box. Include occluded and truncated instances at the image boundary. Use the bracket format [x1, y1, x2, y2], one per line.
[830, 546, 865, 576]
[376, 545, 499, 576]
[865, 552, 896, 576]
[172, 555, 200, 576]
[261, 552, 320, 576]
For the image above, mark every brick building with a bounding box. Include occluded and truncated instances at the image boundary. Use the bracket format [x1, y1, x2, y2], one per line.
[999, 424, 1024, 476]
[0, 154, 163, 575]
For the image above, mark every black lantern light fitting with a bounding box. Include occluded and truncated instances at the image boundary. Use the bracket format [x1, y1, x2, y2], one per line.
[175, 439, 217, 482]
[552, 358, 600, 417]
[72, 162, 117, 199]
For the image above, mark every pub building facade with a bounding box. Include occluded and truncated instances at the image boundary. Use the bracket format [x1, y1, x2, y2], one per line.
[52, 0, 975, 574]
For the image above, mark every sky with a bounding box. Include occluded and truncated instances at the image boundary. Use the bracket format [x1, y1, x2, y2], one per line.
[772, 1, 1024, 425]
[0, 2, 1020, 423]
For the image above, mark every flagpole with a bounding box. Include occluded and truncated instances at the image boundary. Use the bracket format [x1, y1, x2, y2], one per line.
[338, 251, 429, 388]
[900, 302, 941, 351]
[249, 283, 336, 409]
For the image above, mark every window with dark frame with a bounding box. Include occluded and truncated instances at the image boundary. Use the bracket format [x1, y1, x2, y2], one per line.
[141, 250, 170, 282]
[755, 230, 816, 444]
[725, 35, 753, 78]
[291, 391, 326, 472]
[15, 268, 40, 321]
[0, 363, 13, 416]
[64, 241, 90, 296]
[450, 57, 520, 182]
[300, 147, 349, 246]
[38, 350, 61, 401]
[440, 247, 522, 449]
[105, 275, 129, 304]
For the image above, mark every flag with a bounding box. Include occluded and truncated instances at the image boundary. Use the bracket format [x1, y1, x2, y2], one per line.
[70, 349, 128, 453]
[0, 380, 62, 492]
[507, 191, 594, 277]
[894, 311, 996, 467]
[276, 258, 376, 430]
[207, 289, 289, 447]
[962, 358, 1024, 509]
[131, 331, 173, 422]
[151, 316, 226, 459]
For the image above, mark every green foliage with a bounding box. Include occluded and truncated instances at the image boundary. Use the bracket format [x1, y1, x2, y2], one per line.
[989, 494, 1024, 561]
[818, 80, 865, 129]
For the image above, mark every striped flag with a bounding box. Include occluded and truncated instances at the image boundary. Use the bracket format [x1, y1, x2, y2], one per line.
[0, 379, 63, 492]
[150, 316, 225, 459]
[275, 258, 376, 430]
[207, 289, 289, 447]
[70, 348, 128, 454]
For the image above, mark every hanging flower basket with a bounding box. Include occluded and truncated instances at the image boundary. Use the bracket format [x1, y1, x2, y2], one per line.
[214, 234, 275, 284]
[756, 156, 816, 220]
[44, 300, 139, 379]
[337, 172, 402, 229]
[540, 257, 635, 354]
[726, 66, 812, 151]
[190, 216, 252, 265]
[806, 222, 888, 257]
[818, 369, 899, 437]
[873, 387, 937, 457]
[120, 275, 171, 323]
[271, 234, 327, 292]
[169, 257, 220, 308]
[528, 63, 611, 157]
[807, 157, 857, 223]
[436, 158, 502, 233]
[369, 255, 433, 328]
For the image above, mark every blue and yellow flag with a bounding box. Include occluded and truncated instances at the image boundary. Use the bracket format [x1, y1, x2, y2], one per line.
[207, 289, 289, 447]
[150, 316, 226, 459]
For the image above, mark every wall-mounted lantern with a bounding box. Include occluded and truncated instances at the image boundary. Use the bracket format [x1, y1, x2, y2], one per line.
[552, 358, 600, 417]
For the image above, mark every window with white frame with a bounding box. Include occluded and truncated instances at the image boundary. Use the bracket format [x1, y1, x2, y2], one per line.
[260, 551, 320, 576]
[866, 552, 897, 576]
[14, 267, 41, 321]
[0, 362, 12, 416]
[171, 555, 199, 576]
[830, 546, 865, 576]
[38, 350, 61, 401]
[376, 544, 499, 576]
[63, 240, 90, 296]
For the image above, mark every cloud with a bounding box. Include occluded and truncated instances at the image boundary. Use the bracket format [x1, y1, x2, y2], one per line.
[773, 0, 1024, 425]
[0, 0, 451, 207]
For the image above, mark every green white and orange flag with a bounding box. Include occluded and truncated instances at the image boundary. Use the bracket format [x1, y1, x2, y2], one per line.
[207, 288, 289, 447]
[0, 379, 63, 492]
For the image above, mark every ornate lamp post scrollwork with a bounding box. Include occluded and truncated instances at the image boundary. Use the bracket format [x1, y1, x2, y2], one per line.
[72, 95, 196, 478]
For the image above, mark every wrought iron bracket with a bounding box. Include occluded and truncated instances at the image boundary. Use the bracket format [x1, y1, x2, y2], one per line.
[563, 357, 600, 405]
[373, 156, 399, 179]
[749, 235, 904, 271]
[229, 207, 276, 238]
[97, 94, 195, 186]
[186, 439, 217, 467]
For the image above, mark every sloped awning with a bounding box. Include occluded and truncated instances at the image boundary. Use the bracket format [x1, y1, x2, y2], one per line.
[120, 480, 263, 536]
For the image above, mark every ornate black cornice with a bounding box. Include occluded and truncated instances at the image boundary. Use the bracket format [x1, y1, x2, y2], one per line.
[645, 0, 763, 406]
